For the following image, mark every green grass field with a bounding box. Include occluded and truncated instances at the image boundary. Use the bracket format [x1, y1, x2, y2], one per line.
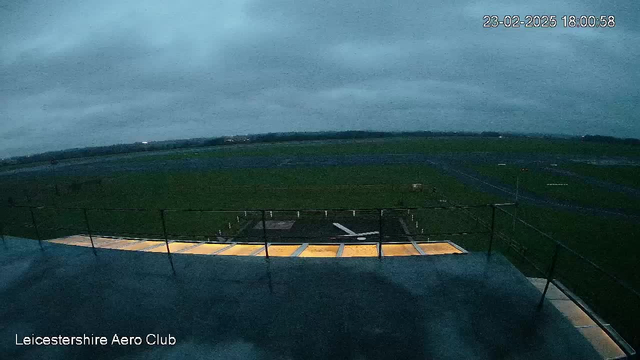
[565, 163, 640, 188]
[470, 164, 640, 212]
[2, 161, 637, 285]
[1, 137, 639, 349]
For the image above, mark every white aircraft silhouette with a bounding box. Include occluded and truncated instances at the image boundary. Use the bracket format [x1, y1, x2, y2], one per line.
[332, 223, 379, 241]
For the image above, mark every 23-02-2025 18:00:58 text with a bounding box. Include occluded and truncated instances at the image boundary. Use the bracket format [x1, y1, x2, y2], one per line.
[483, 15, 616, 28]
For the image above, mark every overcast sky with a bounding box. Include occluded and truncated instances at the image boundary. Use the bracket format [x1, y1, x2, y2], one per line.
[1, 0, 639, 157]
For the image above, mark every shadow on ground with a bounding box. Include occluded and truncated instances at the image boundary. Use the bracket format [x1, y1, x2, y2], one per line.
[0, 237, 600, 360]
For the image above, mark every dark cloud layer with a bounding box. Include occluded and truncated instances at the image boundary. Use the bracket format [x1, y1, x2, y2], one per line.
[1, 0, 638, 157]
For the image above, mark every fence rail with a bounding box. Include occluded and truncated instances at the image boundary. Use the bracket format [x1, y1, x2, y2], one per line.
[494, 205, 640, 301]
[6, 203, 504, 212]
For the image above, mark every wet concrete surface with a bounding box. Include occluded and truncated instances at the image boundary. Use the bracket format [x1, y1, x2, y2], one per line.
[0, 237, 601, 359]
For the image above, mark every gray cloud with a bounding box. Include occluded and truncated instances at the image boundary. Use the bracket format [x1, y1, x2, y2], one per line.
[0, 0, 638, 157]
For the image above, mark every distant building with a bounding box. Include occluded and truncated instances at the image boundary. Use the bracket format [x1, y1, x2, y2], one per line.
[224, 136, 250, 143]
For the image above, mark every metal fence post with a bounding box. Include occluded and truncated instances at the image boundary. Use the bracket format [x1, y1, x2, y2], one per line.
[159, 209, 176, 275]
[83, 208, 97, 255]
[488, 205, 496, 256]
[29, 207, 43, 250]
[538, 243, 560, 309]
[261, 210, 269, 258]
[160, 210, 171, 255]
[378, 209, 383, 259]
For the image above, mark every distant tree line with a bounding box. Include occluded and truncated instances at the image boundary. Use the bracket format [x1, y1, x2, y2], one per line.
[1, 130, 637, 167]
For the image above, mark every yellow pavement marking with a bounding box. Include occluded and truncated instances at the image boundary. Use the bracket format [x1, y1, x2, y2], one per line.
[180, 243, 229, 255]
[255, 245, 300, 257]
[144, 243, 170, 253]
[578, 326, 626, 360]
[121, 241, 164, 251]
[299, 245, 339, 258]
[419, 243, 462, 255]
[550, 300, 597, 328]
[46, 236, 467, 259]
[72, 239, 97, 247]
[49, 235, 90, 245]
[341, 244, 378, 257]
[91, 237, 128, 247]
[217, 244, 264, 256]
[167, 242, 202, 253]
[382, 244, 420, 256]
[97, 239, 135, 249]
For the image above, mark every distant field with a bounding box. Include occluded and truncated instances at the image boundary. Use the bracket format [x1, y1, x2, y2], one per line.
[4, 136, 640, 173]
[117, 137, 640, 162]
[564, 163, 640, 188]
[0, 165, 494, 209]
[0, 165, 478, 241]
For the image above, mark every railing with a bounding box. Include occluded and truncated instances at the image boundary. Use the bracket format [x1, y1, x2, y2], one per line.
[0, 202, 637, 355]
[1, 204, 504, 257]
[492, 204, 638, 358]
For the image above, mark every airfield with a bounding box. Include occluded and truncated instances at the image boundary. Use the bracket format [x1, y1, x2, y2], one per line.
[0, 136, 639, 355]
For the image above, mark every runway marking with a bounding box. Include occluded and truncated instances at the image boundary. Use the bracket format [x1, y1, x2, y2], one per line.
[254, 244, 300, 257]
[96, 239, 135, 249]
[381, 244, 420, 256]
[299, 245, 340, 257]
[333, 223, 356, 235]
[116, 240, 147, 249]
[144, 242, 173, 253]
[121, 241, 164, 251]
[217, 244, 264, 256]
[341, 244, 378, 257]
[418, 242, 463, 255]
[48, 235, 88, 245]
[170, 242, 204, 253]
[46, 236, 468, 258]
[333, 223, 379, 239]
[179, 243, 229, 255]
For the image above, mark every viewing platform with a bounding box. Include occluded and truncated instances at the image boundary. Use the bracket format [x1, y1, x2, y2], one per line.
[0, 236, 630, 359]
